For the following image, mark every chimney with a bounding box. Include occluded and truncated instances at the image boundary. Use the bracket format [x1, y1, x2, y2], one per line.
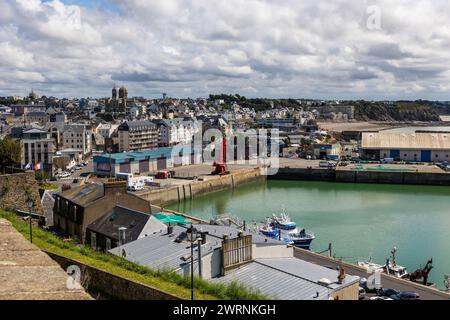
[337, 265, 346, 284]
[200, 231, 208, 244]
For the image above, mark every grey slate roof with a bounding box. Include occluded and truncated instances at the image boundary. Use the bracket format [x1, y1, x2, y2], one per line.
[87, 206, 164, 242]
[211, 258, 359, 300]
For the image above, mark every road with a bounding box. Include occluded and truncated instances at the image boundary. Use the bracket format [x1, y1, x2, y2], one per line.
[293, 247, 450, 300]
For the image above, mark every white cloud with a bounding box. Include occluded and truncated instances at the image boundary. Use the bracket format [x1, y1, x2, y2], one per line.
[1, 0, 450, 99]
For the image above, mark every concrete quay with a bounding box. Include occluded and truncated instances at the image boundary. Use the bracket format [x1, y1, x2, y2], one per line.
[293, 247, 450, 300]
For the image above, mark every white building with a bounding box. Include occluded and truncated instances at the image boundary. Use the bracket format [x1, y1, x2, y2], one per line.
[361, 132, 450, 162]
[97, 123, 119, 139]
[21, 128, 56, 176]
[154, 117, 199, 147]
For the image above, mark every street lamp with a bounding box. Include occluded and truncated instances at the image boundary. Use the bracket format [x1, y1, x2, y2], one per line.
[186, 225, 198, 300]
[26, 197, 34, 243]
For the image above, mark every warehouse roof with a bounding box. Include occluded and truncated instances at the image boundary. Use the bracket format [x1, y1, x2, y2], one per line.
[362, 132, 450, 150]
[210, 258, 359, 300]
[109, 225, 286, 272]
[93, 145, 196, 163]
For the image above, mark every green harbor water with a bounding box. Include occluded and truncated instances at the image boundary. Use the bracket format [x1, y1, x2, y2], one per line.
[167, 180, 450, 289]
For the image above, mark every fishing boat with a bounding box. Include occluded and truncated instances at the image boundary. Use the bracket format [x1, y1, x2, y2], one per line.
[257, 218, 279, 238]
[358, 247, 409, 279]
[257, 209, 315, 250]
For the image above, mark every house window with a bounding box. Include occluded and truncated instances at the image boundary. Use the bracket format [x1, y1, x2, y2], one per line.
[91, 232, 97, 250]
[106, 238, 111, 251]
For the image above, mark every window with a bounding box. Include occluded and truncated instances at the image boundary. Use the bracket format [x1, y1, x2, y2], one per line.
[91, 232, 97, 250]
[106, 238, 111, 250]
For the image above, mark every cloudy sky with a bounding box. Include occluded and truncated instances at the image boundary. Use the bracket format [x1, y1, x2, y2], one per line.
[1, 0, 450, 100]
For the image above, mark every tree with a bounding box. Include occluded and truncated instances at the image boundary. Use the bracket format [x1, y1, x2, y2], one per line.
[0, 137, 21, 174]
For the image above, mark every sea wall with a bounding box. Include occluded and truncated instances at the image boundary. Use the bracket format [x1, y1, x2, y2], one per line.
[46, 252, 181, 300]
[270, 167, 450, 186]
[270, 167, 336, 181]
[139, 168, 265, 206]
[335, 170, 450, 185]
[0, 172, 43, 215]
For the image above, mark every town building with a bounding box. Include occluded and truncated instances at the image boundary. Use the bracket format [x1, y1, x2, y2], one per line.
[25, 111, 48, 125]
[62, 124, 92, 156]
[118, 120, 159, 152]
[361, 132, 450, 162]
[21, 128, 56, 176]
[93, 145, 200, 176]
[86, 205, 167, 251]
[153, 117, 199, 147]
[312, 143, 342, 160]
[53, 181, 153, 243]
[10, 103, 46, 116]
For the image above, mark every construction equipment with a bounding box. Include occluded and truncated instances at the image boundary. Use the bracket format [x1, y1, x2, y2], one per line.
[407, 258, 434, 286]
[211, 162, 230, 176]
[211, 131, 230, 176]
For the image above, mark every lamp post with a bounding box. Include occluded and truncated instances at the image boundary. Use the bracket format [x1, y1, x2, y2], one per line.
[187, 225, 198, 300]
[26, 197, 34, 243]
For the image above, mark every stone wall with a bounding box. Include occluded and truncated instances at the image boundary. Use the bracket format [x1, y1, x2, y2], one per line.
[0, 172, 43, 215]
[139, 168, 265, 206]
[46, 251, 181, 300]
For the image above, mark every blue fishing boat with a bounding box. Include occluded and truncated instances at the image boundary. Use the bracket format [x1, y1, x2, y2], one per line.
[257, 210, 315, 250]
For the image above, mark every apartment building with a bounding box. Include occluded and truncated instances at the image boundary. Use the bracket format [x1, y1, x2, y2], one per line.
[118, 120, 158, 152]
[62, 124, 92, 156]
[153, 117, 199, 147]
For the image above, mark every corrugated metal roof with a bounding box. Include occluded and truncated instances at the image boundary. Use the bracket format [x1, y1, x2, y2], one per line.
[210, 260, 331, 300]
[109, 225, 286, 272]
[211, 258, 360, 300]
[362, 132, 450, 150]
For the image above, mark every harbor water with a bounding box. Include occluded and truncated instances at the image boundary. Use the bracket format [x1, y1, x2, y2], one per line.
[167, 180, 450, 289]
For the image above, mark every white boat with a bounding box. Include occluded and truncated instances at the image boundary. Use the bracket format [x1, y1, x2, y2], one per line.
[358, 247, 408, 279]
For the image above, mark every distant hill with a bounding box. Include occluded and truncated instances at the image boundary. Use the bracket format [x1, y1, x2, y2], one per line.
[353, 102, 441, 122]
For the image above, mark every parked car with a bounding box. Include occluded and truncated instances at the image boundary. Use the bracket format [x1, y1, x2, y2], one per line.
[377, 288, 400, 297]
[319, 161, 337, 168]
[370, 296, 393, 301]
[390, 292, 420, 300]
[359, 287, 366, 300]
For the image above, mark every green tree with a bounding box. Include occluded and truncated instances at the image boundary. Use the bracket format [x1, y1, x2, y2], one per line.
[0, 137, 22, 174]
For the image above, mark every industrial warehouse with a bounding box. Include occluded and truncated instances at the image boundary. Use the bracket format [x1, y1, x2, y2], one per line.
[93, 145, 202, 176]
[361, 132, 450, 162]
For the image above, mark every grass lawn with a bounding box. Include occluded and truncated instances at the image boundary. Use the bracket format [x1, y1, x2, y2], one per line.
[0, 210, 266, 300]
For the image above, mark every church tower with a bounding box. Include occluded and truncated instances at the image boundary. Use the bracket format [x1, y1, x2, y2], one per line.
[112, 85, 117, 99]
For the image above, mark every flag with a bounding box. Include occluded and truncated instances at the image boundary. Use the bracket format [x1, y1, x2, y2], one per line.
[34, 163, 43, 171]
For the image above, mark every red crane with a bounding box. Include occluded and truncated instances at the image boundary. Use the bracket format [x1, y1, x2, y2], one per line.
[211, 133, 230, 175]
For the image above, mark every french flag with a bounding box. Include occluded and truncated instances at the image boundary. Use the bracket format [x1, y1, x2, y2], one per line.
[34, 163, 43, 171]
